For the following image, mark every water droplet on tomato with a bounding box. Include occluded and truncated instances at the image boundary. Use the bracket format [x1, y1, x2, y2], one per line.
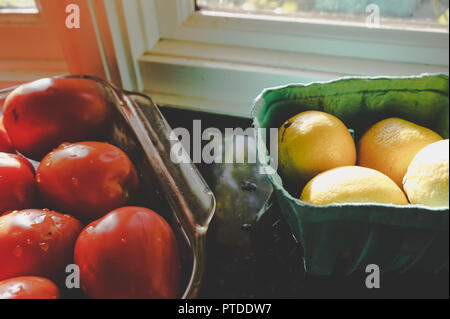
[13, 245, 22, 258]
[26, 238, 33, 245]
[121, 237, 127, 244]
[71, 177, 79, 186]
[39, 242, 49, 252]
[59, 143, 71, 150]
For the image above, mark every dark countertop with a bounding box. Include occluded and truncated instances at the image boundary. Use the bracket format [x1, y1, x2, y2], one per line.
[160, 106, 449, 299]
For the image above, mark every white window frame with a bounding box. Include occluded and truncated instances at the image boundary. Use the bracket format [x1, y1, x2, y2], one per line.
[103, 0, 449, 117]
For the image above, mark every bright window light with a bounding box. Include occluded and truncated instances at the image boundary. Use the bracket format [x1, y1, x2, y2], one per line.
[0, 0, 38, 13]
[197, 0, 449, 30]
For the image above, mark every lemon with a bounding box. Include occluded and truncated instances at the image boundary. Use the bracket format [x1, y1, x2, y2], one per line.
[278, 111, 356, 186]
[403, 139, 449, 207]
[358, 118, 443, 187]
[300, 166, 409, 206]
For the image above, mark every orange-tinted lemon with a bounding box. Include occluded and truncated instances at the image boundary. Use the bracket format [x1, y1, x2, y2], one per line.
[278, 111, 356, 185]
[358, 118, 442, 187]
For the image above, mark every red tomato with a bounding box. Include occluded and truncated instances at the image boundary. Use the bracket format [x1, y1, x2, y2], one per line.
[2, 77, 113, 160]
[0, 209, 83, 281]
[1, 210, 13, 217]
[36, 142, 139, 222]
[74, 207, 181, 299]
[0, 276, 60, 299]
[0, 153, 38, 214]
[0, 117, 14, 153]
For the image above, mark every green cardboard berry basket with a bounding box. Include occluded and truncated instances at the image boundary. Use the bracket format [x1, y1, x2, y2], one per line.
[251, 73, 449, 276]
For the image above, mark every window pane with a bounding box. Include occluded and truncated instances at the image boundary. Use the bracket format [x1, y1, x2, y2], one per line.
[197, 0, 449, 30]
[0, 0, 38, 13]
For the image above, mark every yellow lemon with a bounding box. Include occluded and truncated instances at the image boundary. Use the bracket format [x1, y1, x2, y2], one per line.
[403, 139, 449, 207]
[300, 166, 409, 206]
[358, 118, 443, 187]
[278, 111, 356, 186]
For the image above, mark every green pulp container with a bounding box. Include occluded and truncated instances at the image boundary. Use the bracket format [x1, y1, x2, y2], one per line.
[251, 74, 449, 276]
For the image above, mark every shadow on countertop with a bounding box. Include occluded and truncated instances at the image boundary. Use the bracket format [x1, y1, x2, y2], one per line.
[160, 106, 449, 300]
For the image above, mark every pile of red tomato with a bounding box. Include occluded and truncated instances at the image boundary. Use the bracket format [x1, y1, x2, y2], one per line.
[0, 78, 181, 299]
